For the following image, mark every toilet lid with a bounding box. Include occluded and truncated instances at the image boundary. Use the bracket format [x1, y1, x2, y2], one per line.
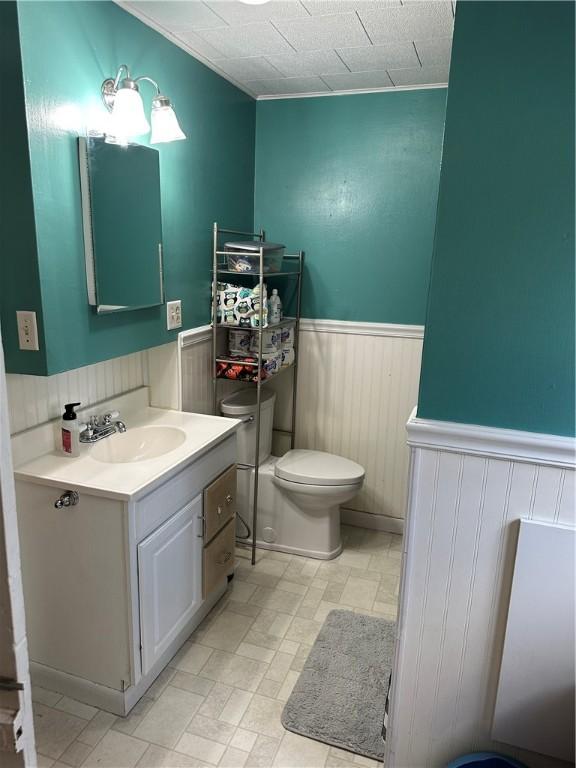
[274, 449, 365, 486]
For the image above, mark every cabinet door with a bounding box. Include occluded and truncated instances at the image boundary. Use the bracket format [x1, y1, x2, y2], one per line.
[138, 495, 202, 676]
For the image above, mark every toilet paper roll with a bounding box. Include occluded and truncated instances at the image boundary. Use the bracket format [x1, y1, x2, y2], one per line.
[262, 350, 282, 377]
[228, 329, 251, 355]
[250, 329, 280, 355]
[281, 347, 295, 368]
[281, 325, 294, 350]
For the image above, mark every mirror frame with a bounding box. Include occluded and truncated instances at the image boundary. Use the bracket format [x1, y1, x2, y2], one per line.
[78, 137, 165, 314]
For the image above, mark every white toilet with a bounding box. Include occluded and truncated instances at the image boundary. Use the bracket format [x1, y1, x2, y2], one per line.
[221, 389, 365, 559]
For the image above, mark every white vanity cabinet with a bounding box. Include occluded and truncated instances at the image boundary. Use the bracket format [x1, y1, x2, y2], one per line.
[15, 431, 237, 716]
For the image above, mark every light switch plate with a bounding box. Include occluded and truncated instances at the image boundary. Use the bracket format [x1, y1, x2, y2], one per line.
[16, 310, 39, 351]
[166, 300, 182, 330]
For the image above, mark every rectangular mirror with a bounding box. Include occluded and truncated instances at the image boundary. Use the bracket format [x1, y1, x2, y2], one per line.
[78, 137, 164, 314]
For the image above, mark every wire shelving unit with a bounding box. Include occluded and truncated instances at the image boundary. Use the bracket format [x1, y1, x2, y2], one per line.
[211, 223, 303, 566]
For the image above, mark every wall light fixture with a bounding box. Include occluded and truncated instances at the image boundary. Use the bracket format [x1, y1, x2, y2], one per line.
[101, 65, 186, 144]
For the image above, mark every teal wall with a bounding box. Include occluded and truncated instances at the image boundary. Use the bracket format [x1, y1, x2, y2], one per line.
[417, 1, 575, 437]
[2, 1, 255, 375]
[0, 2, 47, 374]
[254, 90, 447, 324]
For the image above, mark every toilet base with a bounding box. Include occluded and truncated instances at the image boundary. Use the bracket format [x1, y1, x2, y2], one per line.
[239, 537, 343, 561]
[236, 457, 343, 560]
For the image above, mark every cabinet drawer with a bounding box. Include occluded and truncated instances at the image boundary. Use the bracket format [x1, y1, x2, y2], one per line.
[203, 517, 235, 600]
[136, 436, 236, 542]
[204, 464, 236, 543]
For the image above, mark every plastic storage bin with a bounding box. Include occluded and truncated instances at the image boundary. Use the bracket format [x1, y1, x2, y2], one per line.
[224, 241, 285, 273]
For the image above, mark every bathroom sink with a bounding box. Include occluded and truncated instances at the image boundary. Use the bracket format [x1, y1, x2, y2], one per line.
[91, 426, 187, 463]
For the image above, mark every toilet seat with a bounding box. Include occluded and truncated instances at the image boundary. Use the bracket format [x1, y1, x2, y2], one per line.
[273, 475, 362, 497]
[274, 449, 365, 487]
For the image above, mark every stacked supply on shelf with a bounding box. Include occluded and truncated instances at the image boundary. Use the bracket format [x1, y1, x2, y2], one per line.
[280, 324, 295, 368]
[215, 282, 268, 328]
[250, 328, 282, 375]
[216, 322, 295, 382]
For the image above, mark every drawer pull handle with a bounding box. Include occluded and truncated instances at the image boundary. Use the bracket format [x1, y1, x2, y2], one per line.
[217, 505, 223, 516]
[225, 494, 233, 504]
[218, 551, 232, 565]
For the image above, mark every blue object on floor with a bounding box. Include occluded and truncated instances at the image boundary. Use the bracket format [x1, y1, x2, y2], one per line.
[447, 752, 528, 768]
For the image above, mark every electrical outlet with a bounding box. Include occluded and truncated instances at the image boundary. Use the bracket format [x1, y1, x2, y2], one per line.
[16, 311, 39, 351]
[166, 300, 182, 331]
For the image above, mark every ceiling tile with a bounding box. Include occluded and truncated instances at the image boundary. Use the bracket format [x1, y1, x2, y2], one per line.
[245, 76, 331, 96]
[175, 28, 229, 60]
[120, 0, 455, 97]
[212, 56, 283, 81]
[204, 1, 309, 25]
[388, 64, 449, 86]
[321, 69, 394, 90]
[274, 12, 371, 51]
[358, 2, 454, 44]
[194, 21, 295, 58]
[301, 0, 400, 14]
[265, 49, 348, 77]
[337, 41, 419, 71]
[123, 1, 226, 30]
[413, 36, 452, 66]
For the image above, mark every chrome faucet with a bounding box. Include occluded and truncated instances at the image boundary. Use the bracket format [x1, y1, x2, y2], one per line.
[80, 411, 127, 443]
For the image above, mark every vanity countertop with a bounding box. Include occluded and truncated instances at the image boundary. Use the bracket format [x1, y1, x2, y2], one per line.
[14, 406, 240, 501]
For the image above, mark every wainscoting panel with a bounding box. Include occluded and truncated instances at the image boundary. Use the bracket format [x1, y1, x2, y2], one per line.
[178, 321, 424, 525]
[179, 327, 215, 415]
[294, 321, 423, 523]
[6, 351, 148, 435]
[386, 413, 575, 768]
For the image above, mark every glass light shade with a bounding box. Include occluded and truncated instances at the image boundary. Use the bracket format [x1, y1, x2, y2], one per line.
[150, 103, 186, 144]
[109, 86, 150, 138]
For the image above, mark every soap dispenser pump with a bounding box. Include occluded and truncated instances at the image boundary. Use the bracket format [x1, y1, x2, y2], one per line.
[61, 402, 81, 457]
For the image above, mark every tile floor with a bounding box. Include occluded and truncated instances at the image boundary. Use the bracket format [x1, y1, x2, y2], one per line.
[33, 525, 401, 768]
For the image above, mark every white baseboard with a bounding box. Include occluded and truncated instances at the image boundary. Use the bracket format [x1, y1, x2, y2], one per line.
[341, 508, 404, 535]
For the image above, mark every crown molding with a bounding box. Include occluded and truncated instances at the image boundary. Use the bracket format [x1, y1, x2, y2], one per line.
[256, 83, 448, 101]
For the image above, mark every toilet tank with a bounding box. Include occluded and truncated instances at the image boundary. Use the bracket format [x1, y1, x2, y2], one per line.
[220, 389, 276, 466]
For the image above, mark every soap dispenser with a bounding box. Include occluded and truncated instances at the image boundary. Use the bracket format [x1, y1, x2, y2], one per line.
[61, 402, 81, 457]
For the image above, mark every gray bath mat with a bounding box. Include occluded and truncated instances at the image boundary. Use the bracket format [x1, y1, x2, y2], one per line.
[281, 609, 395, 761]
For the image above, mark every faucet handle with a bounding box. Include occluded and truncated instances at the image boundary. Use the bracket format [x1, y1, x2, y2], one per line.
[102, 410, 120, 425]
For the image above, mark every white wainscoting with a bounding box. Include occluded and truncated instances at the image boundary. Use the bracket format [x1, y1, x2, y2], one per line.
[178, 320, 424, 528]
[178, 327, 213, 415]
[295, 320, 423, 527]
[386, 411, 576, 768]
[6, 351, 148, 435]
